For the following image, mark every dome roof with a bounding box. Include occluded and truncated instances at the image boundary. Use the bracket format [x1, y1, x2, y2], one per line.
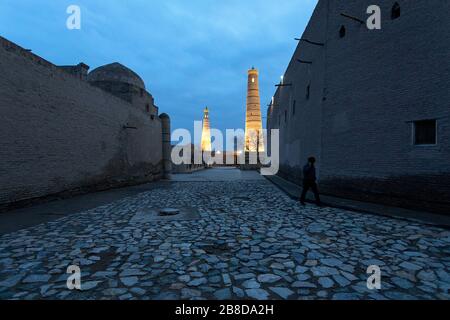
[88, 62, 145, 89]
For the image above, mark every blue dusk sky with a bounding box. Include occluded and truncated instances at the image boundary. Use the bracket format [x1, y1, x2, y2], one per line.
[0, 0, 317, 146]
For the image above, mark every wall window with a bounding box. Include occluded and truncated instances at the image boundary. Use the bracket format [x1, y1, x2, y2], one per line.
[306, 84, 311, 100]
[146, 104, 150, 112]
[292, 100, 296, 116]
[339, 25, 346, 38]
[140, 88, 144, 97]
[391, 2, 401, 20]
[413, 120, 437, 145]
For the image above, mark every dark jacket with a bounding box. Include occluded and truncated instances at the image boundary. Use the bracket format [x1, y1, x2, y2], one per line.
[303, 164, 316, 182]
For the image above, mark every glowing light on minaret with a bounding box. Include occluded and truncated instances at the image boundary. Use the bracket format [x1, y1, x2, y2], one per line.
[201, 107, 212, 152]
[245, 67, 264, 152]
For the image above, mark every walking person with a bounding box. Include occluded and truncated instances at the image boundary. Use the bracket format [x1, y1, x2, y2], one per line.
[300, 156, 322, 206]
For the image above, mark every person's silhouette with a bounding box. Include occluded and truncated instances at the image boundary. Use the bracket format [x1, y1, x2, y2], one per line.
[300, 156, 322, 206]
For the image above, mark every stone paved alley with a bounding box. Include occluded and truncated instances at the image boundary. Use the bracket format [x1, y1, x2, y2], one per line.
[0, 168, 449, 300]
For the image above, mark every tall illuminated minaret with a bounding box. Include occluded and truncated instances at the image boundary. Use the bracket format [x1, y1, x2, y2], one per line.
[201, 107, 212, 152]
[245, 67, 264, 152]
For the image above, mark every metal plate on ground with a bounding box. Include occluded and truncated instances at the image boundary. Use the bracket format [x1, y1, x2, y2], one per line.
[130, 207, 200, 223]
[159, 208, 180, 216]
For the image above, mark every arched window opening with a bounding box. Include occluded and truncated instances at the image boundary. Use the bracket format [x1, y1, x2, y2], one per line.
[392, 2, 401, 20]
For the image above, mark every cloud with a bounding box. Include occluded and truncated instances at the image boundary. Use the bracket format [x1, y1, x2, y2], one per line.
[0, 0, 317, 146]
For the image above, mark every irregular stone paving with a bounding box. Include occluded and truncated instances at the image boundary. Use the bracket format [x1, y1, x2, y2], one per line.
[0, 180, 449, 300]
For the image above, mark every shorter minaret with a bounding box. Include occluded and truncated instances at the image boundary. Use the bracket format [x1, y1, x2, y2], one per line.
[201, 107, 212, 152]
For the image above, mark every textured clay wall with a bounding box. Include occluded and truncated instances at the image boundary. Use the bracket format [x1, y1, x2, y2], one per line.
[0, 37, 163, 209]
[321, 0, 450, 212]
[268, 0, 328, 185]
[268, 0, 450, 213]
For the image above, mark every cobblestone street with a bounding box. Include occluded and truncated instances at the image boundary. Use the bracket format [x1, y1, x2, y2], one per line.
[0, 168, 449, 300]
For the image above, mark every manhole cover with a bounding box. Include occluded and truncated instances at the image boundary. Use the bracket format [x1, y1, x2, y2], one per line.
[130, 207, 200, 223]
[159, 208, 180, 216]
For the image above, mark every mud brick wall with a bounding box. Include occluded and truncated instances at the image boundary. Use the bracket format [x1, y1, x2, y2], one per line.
[0, 36, 164, 209]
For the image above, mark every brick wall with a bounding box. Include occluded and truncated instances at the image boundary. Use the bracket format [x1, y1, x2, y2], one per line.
[267, 0, 450, 214]
[0, 36, 164, 210]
